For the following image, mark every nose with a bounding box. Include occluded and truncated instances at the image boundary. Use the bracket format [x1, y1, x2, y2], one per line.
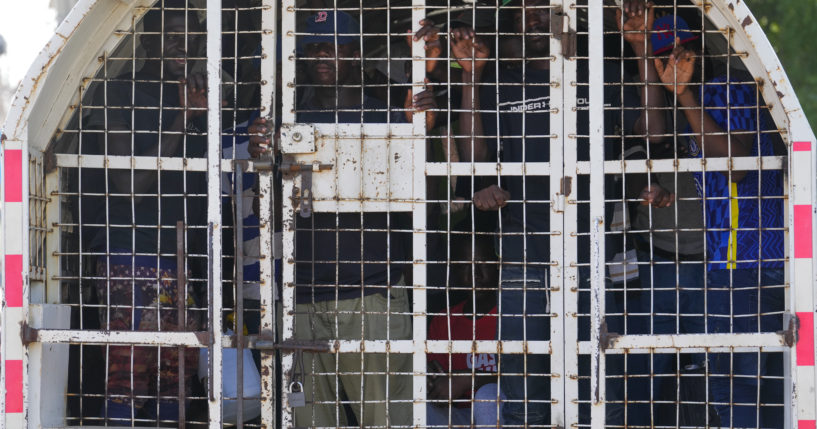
[314, 44, 335, 58]
[525, 9, 547, 30]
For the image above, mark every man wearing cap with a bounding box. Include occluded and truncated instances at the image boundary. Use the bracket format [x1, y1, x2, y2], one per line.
[450, 0, 648, 425]
[625, 4, 784, 427]
[249, 11, 438, 428]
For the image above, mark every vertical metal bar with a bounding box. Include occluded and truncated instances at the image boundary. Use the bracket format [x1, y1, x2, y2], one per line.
[411, 0, 428, 426]
[258, 0, 278, 427]
[588, 1, 606, 426]
[206, 0, 224, 426]
[177, 221, 187, 425]
[0, 140, 6, 429]
[279, 177, 296, 429]
[556, 0, 573, 426]
[788, 123, 817, 427]
[235, 163, 245, 428]
[279, 0, 297, 426]
[280, 0, 296, 126]
[257, 166, 276, 428]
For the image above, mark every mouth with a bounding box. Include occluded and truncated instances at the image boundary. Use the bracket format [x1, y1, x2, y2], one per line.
[526, 26, 548, 39]
[313, 63, 334, 74]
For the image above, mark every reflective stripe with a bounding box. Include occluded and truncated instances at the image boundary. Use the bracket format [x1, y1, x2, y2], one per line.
[793, 141, 812, 152]
[4, 360, 23, 413]
[3, 149, 22, 203]
[794, 205, 814, 259]
[4, 255, 23, 308]
[798, 312, 815, 366]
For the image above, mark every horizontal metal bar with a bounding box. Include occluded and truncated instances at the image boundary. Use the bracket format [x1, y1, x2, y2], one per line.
[328, 340, 551, 354]
[578, 156, 785, 175]
[55, 154, 272, 172]
[426, 162, 551, 177]
[55, 153, 781, 177]
[32, 329, 209, 347]
[32, 331, 551, 355]
[577, 332, 787, 354]
[425, 156, 782, 177]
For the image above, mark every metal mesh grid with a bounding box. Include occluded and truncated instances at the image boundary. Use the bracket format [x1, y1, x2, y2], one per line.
[29, 154, 48, 282]
[41, 0, 264, 426]
[20, 0, 799, 427]
[573, 1, 788, 427]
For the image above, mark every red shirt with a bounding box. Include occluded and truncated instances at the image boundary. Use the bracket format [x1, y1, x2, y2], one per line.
[427, 301, 498, 373]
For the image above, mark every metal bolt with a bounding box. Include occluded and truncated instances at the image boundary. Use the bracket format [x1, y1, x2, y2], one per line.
[292, 132, 302, 142]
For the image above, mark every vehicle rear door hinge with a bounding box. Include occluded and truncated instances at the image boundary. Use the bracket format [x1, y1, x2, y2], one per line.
[552, 6, 577, 58]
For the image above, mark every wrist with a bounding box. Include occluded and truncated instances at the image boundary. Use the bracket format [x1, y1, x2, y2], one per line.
[629, 42, 649, 56]
[461, 68, 483, 83]
[676, 87, 695, 104]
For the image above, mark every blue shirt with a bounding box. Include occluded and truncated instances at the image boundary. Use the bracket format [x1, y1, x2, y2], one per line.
[222, 113, 263, 299]
[687, 76, 784, 270]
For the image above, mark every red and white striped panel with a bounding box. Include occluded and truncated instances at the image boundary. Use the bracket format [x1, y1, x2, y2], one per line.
[791, 140, 816, 428]
[2, 140, 26, 427]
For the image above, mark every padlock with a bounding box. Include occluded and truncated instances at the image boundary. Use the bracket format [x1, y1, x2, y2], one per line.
[288, 381, 306, 408]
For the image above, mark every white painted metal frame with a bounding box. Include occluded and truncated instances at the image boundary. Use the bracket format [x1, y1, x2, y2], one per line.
[277, 1, 430, 426]
[278, 0, 297, 426]
[576, 1, 817, 428]
[586, 1, 606, 425]
[0, 0, 229, 426]
[0, 0, 814, 427]
[552, 0, 572, 427]
[257, 1, 278, 427]
[410, 1, 429, 427]
[205, 0, 225, 426]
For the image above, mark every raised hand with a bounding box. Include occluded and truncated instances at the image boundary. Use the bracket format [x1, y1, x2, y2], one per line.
[473, 185, 510, 211]
[449, 27, 490, 75]
[404, 78, 437, 129]
[639, 184, 674, 208]
[654, 40, 696, 95]
[616, 1, 655, 51]
[409, 19, 442, 73]
[247, 117, 274, 158]
[178, 72, 208, 120]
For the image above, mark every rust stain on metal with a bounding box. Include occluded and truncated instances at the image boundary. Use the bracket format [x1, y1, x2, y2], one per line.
[770, 78, 785, 100]
[779, 314, 799, 348]
[560, 177, 572, 197]
[599, 320, 620, 351]
[21, 322, 38, 346]
[741, 15, 753, 29]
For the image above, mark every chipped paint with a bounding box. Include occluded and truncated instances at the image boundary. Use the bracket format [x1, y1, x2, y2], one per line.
[2, 0, 816, 426]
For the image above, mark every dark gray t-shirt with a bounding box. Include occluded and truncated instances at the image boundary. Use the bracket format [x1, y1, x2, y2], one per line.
[294, 95, 410, 303]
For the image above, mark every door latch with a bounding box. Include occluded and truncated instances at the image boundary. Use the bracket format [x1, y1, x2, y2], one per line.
[282, 161, 333, 218]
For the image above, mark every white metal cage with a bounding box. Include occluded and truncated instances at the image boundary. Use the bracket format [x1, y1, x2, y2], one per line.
[1, 0, 815, 428]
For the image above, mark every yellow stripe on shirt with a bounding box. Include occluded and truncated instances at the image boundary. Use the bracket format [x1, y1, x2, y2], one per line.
[727, 182, 739, 270]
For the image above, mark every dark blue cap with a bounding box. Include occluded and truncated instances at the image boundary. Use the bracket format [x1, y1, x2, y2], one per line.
[651, 15, 700, 55]
[299, 11, 359, 51]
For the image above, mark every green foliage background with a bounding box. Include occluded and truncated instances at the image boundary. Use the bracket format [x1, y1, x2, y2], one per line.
[747, 0, 817, 130]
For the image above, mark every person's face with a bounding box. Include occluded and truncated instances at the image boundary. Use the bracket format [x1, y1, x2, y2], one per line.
[453, 258, 498, 291]
[514, 0, 551, 55]
[303, 42, 359, 86]
[162, 15, 201, 78]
